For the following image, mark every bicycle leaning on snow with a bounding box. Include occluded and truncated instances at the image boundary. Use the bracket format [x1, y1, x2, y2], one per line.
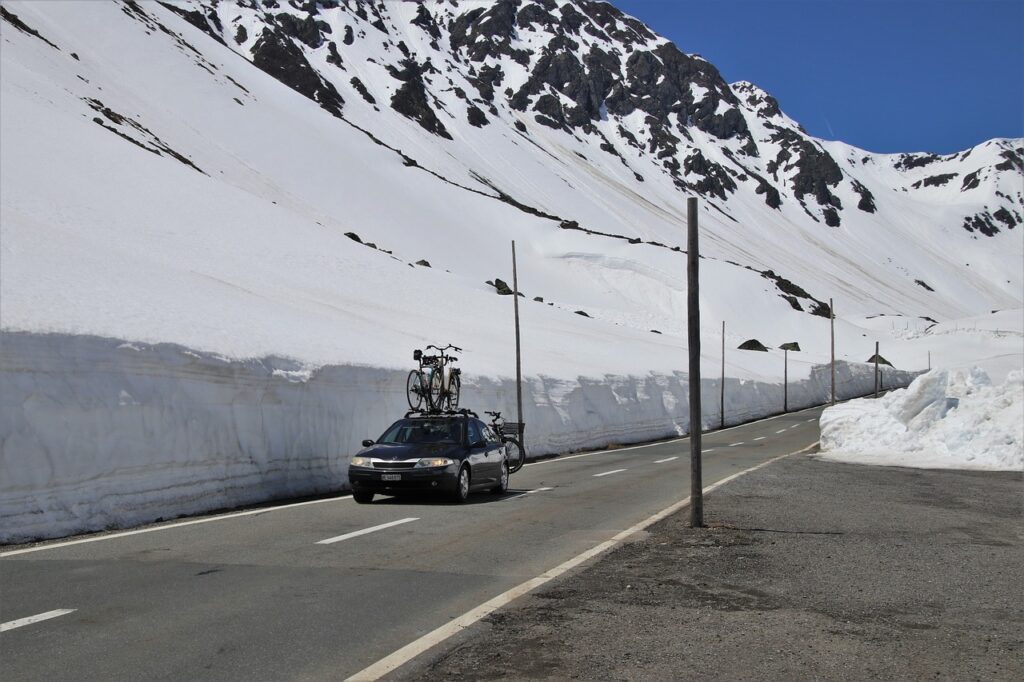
[406, 344, 462, 412]
[485, 410, 526, 474]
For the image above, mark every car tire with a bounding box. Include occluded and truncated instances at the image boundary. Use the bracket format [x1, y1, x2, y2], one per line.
[353, 490, 374, 504]
[491, 460, 509, 494]
[452, 465, 470, 503]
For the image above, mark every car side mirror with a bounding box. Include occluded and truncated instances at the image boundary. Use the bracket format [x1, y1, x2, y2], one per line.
[362, 439, 375, 447]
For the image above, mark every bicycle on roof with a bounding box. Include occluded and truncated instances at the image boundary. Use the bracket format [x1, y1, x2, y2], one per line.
[485, 410, 526, 473]
[407, 344, 462, 412]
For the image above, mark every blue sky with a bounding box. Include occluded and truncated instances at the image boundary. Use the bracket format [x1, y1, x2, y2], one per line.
[611, 0, 1023, 154]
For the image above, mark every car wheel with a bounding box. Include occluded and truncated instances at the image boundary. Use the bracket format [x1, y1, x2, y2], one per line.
[452, 466, 470, 503]
[353, 490, 374, 504]
[491, 460, 509, 494]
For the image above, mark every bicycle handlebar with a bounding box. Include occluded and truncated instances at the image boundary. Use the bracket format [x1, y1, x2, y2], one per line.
[425, 344, 463, 353]
[485, 411, 501, 418]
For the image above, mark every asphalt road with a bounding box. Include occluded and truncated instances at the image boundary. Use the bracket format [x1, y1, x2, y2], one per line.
[0, 406, 823, 681]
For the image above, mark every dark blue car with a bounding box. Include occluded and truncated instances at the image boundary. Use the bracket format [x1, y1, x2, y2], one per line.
[348, 414, 508, 503]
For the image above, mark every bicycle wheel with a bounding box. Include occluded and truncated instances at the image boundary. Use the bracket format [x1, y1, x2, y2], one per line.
[406, 370, 424, 410]
[504, 436, 525, 474]
[446, 373, 461, 410]
[428, 367, 445, 412]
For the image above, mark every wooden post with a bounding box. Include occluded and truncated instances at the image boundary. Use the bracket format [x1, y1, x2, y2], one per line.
[830, 297, 836, 405]
[686, 197, 703, 528]
[874, 341, 880, 398]
[720, 320, 725, 430]
[512, 241, 524, 442]
[783, 348, 788, 412]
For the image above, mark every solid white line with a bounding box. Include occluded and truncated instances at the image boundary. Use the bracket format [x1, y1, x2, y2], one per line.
[1, 609, 75, 633]
[1, 495, 354, 558]
[729, 442, 744, 447]
[1, 404, 828, 559]
[344, 442, 820, 681]
[316, 518, 418, 545]
[593, 469, 627, 478]
[525, 403, 826, 469]
[653, 456, 678, 464]
[775, 429, 787, 434]
[753, 436, 766, 442]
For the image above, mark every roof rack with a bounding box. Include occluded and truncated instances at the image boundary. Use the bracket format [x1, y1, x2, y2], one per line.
[404, 407, 479, 419]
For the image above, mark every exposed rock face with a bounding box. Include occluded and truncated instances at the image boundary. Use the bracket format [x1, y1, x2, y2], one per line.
[250, 27, 343, 117]
[148, 0, 1021, 317]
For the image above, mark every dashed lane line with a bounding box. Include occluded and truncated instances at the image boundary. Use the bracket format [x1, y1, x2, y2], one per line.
[776, 429, 787, 434]
[316, 518, 418, 545]
[653, 457, 678, 464]
[344, 441, 821, 681]
[502, 487, 553, 502]
[593, 469, 627, 478]
[1, 609, 76, 633]
[729, 442, 745, 447]
[753, 436, 766, 441]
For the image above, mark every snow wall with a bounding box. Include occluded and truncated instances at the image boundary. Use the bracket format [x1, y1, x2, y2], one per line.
[0, 332, 917, 543]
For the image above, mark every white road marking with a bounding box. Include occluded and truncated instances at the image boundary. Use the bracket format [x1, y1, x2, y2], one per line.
[593, 469, 627, 478]
[702, 448, 715, 453]
[653, 456, 678, 463]
[729, 442, 744, 447]
[753, 436, 766, 441]
[526, 403, 826, 469]
[1, 609, 75, 633]
[806, 418, 816, 423]
[790, 425, 800, 430]
[776, 429, 787, 434]
[345, 442, 820, 681]
[1, 495, 354, 558]
[502, 487, 553, 502]
[316, 518, 418, 545]
[1, 404, 830, 559]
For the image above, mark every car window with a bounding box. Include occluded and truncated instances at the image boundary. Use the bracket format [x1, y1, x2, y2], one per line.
[379, 419, 461, 444]
[467, 420, 482, 446]
[481, 424, 500, 444]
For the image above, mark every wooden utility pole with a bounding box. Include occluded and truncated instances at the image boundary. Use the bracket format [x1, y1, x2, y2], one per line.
[512, 241, 524, 442]
[874, 341, 880, 398]
[783, 348, 788, 412]
[830, 297, 836, 405]
[686, 197, 703, 528]
[720, 320, 725, 430]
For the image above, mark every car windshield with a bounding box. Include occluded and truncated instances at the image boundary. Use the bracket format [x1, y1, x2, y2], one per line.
[378, 419, 462, 445]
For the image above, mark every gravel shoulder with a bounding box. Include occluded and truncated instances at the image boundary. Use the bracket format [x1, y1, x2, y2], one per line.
[399, 454, 1023, 681]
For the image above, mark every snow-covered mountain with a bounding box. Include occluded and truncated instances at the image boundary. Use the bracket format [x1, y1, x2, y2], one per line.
[2, 0, 1021, 541]
[2, 0, 1020, 372]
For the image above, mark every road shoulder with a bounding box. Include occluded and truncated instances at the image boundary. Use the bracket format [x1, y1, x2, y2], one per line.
[398, 454, 1023, 681]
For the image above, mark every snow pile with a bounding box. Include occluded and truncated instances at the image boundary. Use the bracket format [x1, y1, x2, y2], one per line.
[820, 368, 1024, 471]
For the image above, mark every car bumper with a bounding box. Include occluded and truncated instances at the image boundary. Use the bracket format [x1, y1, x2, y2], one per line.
[348, 465, 459, 494]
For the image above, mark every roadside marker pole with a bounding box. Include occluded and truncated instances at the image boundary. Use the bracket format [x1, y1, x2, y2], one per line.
[783, 348, 788, 412]
[511, 241, 524, 444]
[874, 341, 880, 398]
[830, 297, 836, 405]
[686, 197, 704, 528]
[720, 320, 725, 430]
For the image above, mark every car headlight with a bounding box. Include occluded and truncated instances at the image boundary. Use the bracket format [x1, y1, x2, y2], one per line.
[416, 457, 454, 468]
[350, 456, 371, 467]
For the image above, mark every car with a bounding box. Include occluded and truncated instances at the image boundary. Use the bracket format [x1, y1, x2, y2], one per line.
[347, 412, 508, 504]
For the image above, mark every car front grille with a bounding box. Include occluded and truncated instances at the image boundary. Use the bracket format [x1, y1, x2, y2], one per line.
[372, 461, 417, 469]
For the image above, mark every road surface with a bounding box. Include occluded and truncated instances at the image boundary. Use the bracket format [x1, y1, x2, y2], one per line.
[1, 405, 823, 680]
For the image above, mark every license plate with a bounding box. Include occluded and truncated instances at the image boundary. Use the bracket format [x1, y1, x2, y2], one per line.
[381, 473, 402, 481]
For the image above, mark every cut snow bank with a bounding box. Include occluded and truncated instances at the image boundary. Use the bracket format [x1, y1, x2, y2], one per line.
[0, 332, 912, 543]
[820, 368, 1023, 471]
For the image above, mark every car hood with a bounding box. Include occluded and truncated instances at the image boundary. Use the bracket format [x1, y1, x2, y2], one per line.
[360, 443, 464, 461]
